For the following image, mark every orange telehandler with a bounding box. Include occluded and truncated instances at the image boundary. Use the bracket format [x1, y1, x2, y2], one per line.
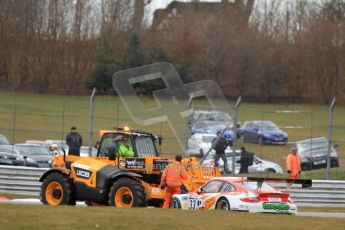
[40, 127, 220, 207]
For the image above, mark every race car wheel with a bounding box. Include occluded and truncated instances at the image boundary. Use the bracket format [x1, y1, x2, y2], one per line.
[109, 177, 147, 207]
[170, 197, 182, 209]
[40, 173, 74, 206]
[215, 198, 230, 210]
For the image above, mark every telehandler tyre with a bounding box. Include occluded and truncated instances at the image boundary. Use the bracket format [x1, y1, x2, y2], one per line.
[40, 173, 74, 206]
[108, 177, 147, 207]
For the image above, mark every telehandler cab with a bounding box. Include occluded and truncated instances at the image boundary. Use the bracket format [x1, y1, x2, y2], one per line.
[40, 127, 220, 207]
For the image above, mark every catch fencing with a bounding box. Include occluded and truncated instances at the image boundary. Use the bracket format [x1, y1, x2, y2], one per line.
[0, 165, 344, 207]
[1, 92, 345, 180]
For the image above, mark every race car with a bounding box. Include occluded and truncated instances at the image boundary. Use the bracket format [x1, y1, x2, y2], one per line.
[170, 177, 308, 215]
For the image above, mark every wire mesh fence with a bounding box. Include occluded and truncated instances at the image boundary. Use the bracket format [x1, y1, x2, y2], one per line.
[0, 92, 344, 180]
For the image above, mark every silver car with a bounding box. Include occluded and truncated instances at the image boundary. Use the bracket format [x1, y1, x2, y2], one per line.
[201, 150, 283, 174]
[0, 134, 10, 145]
[0, 144, 52, 168]
[187, 133, 216, 157]
[296, 137, 339, 171]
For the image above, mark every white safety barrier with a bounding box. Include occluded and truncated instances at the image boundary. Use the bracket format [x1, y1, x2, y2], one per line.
[0, 165, 344, 207]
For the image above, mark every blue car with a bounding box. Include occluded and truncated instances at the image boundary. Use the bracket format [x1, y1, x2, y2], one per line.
[191, 121, 234, 146]
[238, 120, 288, 145]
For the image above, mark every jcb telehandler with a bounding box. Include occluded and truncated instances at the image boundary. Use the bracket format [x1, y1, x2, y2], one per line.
[40, 127, 220, 207]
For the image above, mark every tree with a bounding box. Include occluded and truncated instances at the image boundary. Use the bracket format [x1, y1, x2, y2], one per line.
[122, 34, 146, 69]
[88, 43, 118, 93]
[148, 44, 170, 64]
[175, 58, 194, 84]
[131, 43, 169, 95]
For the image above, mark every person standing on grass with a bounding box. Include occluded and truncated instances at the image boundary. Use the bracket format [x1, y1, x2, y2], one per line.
[160, 155, 188, 208]
[286, 147, 301, 189]
[213, 131, 229, 173]
[239, 146, 253, 174]
[66, 126, 82, 156]
[286, 147, 301, 179]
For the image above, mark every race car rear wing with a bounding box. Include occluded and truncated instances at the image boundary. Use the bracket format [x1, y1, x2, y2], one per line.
[247, 177, 312, 189]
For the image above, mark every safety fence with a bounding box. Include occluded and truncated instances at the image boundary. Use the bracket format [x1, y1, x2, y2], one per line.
[1, 92, 345, 180]
[0, 165, 345, 207]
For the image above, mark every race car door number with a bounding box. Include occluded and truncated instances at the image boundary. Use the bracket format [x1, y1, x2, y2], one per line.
[189, 198, 203, 209]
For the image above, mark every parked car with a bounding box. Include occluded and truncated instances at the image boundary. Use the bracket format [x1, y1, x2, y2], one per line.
[0, 144, 52, 168]
[80, 146, 98, 157]
[0, 145, 38, 167]
[191, 121, 234, 145]
[27, 140, 97, 157]
[201, 150, 283, 174]
[189, 110, 232, 125]
[187, 133, 217, 157]
[296, 137, 339, 171]
[46, 139, 68, 152]
[0, 151, 20, 165]
[238, 120, 288, 145]
[0, 134, 10, 145]
[14, 144, 53, 168]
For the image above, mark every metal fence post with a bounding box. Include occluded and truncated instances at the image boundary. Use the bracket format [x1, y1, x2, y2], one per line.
[11, 98, 17, 144]
[61, 101, 65, 148]
[116, 103, 119, 128]
[88, 88, 97, 155]
[231, 96, 241, 175]
[326, 97, 336, 180]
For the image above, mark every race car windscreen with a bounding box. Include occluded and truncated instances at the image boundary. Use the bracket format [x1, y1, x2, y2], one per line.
[238, 182, 276, 192]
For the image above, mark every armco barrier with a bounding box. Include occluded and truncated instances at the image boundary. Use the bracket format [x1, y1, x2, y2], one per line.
[0, 165, 344, 207]
[0, 165, 47, 196]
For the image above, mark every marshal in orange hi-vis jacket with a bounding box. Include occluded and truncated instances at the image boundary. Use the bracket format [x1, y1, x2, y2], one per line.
[161, 155, 188, 208]
[286, 147, 301, 179]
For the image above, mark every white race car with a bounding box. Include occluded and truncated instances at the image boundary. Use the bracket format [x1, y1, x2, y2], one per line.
[171, 177, 307, 215]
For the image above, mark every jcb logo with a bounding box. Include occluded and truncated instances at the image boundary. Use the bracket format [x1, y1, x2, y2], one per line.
[75, 169, 91, 179]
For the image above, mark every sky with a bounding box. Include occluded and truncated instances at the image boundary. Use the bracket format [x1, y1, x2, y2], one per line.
[144, 0, 323, 24]
[145, 0, 236, 23]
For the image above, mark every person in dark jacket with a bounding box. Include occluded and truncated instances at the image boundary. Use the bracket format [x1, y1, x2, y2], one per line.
[213, 131, 228, 173]
[66, 126, 82, 156]
[239, 146, 254, 174]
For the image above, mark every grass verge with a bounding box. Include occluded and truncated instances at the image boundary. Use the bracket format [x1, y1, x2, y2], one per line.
[0, 204, 345, 230]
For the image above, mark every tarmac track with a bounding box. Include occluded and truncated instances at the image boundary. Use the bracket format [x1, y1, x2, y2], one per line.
[0, 199, 345, 218]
